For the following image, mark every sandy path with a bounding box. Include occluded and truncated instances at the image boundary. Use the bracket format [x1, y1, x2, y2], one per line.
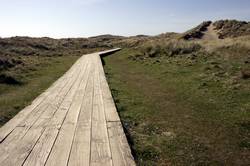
[202, 24, 219, 41]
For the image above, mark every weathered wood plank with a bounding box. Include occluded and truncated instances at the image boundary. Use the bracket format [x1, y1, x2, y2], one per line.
[0, 57, 83, 142]
[45, 56, 91, 166]
[97, 54, 120, 122]
[107, 122, 135, 166]
[90, 54, 112, 166]
[0, 49, 135, 166]
[23, 58, 90, 166]
[96, 56, 135, 166]
[0, 70, 76, 161]
[0, 125, 46, 166]
[0, 56, 87, 165]
[0, 59, 83, 160]
[68, 60, 95, 166]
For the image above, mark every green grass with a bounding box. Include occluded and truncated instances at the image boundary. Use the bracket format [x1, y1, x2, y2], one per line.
[103, 48, 250, 165]
[0, 55, 79, 126]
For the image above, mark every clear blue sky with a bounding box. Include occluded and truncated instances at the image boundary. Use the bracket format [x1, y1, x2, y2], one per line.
[1, 0, 250, 38]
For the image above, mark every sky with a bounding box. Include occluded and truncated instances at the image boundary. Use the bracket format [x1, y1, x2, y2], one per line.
[0, 0, 250, 38]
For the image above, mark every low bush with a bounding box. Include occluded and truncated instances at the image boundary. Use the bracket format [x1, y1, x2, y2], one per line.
[213, 20, 250, 38]
[140, 40, 203, 58]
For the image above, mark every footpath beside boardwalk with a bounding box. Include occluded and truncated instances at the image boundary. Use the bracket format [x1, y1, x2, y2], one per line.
[0, 49, 135, 166]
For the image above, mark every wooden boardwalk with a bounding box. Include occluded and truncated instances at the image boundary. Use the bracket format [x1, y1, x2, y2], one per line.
[0, 49, 135, 166]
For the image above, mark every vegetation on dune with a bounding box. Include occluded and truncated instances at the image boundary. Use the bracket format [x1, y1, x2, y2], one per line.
[0, 36, 116, 57]
[213, 20, 250, 38]
[0, 56, 79, 126]
[0, 36, 119, 125]
[112, 36, 151, 48]
[0, 36, 120, 84]
[104, 44, 250, 165]
[180, 19, 250, 40]
[0, 19, 250, 165]
[139, 39, 203, 58]
[182, 21, 212, 40]
[103, 23, 250, 165]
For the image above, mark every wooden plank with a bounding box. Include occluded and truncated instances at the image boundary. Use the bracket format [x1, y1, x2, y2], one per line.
[0, 70, 74, 161]
[0, 49, 136, 166]
[90, 54, 112, 166]
[45, 55, 92, 166]
[0, 56, 88, 165]
[107, 122, 135, 166]
[0, 126, 45, 166]
[19, 57, 83, 127]
[0, 57, 81, 142]
[99, 48, 121, 56]
[97, 54, 120, 122]
[0, 57, 82, 142]
[0, 58, 83, 160]
[97, 53, 135, 165]
[23, 57, 90, 166]
[68, 60, 95, 166]
[0, 58, 85, 165]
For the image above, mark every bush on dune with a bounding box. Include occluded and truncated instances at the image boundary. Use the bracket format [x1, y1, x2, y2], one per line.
[140, 39, 203, 58]
[213, 20, 250, 38]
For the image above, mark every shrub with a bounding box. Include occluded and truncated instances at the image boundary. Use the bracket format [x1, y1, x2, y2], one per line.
[182, 21, 212, 40]
[213, 20, 250, 38]
[140, 40, 202, 58]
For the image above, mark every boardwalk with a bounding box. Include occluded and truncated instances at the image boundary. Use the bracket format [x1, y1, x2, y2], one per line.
[0, 49, 135, 166]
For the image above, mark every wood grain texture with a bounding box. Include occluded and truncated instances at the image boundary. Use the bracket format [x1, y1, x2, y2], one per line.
[0, 49, 135, 166]
[68, 59, 95, 166]
[23, 58, 89, 166]
[90, 54, 112, 166]
[0, 56, 87, 165]
[0, 57, 83, 142]
[0, 57, 84, 163]
[45, 60, 91, 166]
